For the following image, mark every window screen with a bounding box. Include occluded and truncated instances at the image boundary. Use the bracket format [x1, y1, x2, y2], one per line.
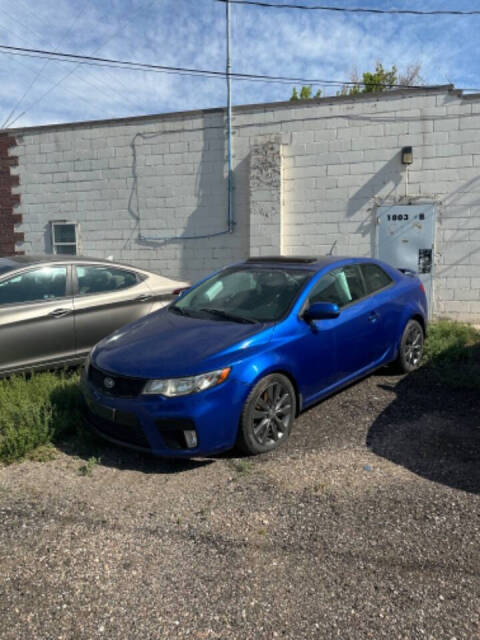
[52, 223, 78, 255]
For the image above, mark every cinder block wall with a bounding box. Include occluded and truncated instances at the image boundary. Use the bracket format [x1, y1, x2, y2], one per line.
[10, 110, 251, 282]
[6, 86, 480, 321]
[277, 90, 480, 321]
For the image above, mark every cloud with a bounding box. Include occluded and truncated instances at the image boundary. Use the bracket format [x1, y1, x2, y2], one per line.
[0, 0, 479, 128]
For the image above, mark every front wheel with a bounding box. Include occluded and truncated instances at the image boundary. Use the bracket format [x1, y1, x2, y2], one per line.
[237, 373, 296, 455]
[395, 319, 424, 373]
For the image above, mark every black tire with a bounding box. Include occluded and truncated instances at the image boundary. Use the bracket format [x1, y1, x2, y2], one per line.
[395, 319, 424, 373]
[237, 373, 297, 455]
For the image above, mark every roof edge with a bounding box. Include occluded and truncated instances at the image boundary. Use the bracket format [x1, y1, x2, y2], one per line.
[0, 84, 459, 136]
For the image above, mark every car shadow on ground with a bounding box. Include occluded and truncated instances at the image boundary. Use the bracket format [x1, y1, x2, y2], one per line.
[367, 346, 480, 494]
[56, 428, 214, 475]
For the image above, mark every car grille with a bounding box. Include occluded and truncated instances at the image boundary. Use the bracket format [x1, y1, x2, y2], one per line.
[83, 401, 151, 450]
[88, 364, 146, 397]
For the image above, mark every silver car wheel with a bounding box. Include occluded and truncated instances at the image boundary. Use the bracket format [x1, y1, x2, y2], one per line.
[403, 323, 424, 367]
[251, 381, 293, 447]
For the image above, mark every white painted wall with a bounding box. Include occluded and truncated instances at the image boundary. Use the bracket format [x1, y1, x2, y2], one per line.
[10, 86, 480, 321]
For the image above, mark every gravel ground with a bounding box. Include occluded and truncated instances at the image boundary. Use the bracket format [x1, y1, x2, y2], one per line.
[1, 367, 479, 640]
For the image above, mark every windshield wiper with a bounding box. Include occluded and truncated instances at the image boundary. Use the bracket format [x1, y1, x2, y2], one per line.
[199, 307, 256, 324]
[169, 305, 192, 317]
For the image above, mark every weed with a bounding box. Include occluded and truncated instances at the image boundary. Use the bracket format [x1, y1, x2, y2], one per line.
[27, 443, 58, 463]
[78, 456, 100, 477]
[423, 320, 480, 389]
[230, 459, 253, 475]
[0, 370, 82, 464]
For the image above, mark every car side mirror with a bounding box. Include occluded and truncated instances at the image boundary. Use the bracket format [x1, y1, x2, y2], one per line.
[173, 287, 190, 297]
[304, 302, 340, 321]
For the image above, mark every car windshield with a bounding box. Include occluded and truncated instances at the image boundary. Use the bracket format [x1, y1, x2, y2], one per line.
[171, 267, 312, 323]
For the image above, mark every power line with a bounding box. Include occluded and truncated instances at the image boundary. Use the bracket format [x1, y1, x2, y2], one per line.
[2, 4, 89, 128]
[3, 0, 159, 128]
[215, 0, 480, 15]
[0, 43, 430, 90]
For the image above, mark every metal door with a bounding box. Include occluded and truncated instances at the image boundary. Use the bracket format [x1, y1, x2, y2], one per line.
[376, 204, 435, 315]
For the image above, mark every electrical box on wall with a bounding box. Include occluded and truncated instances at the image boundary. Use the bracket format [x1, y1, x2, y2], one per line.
[376, 204, 435, 317]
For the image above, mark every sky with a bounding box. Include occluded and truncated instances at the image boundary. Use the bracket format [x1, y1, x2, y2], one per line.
[0, 0, 479, 128]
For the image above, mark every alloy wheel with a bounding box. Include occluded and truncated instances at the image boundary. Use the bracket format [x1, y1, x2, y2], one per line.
[251, 381, 293, 447]
[404, 324, 424, 367]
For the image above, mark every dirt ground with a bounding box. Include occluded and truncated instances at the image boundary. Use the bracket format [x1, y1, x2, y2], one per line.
[1, 367, 479, 639]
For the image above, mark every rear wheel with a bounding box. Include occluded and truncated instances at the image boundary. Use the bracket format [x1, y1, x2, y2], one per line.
[237, 373, 296, 455]
[395, 319, 424, 373]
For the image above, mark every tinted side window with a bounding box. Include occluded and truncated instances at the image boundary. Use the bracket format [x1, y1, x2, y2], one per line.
[76, 266, 138, 295]
[309, 265, 365, 308]
[361, 264, 392, 294]
[0, 266, 67, 305]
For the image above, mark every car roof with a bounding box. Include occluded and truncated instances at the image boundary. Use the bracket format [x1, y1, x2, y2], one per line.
[0, 254, 144, 271]
[243, 255, 376, 271]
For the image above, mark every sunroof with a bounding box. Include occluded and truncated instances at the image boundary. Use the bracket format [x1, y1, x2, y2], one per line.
[245, 256, 317, 264]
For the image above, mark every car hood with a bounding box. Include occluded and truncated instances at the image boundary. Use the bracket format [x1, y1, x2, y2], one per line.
[93, 307, 273, 378]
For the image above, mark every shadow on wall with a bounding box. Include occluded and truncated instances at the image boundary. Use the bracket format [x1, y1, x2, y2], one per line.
[367, 349, 480, 494]
[346, 151, 404, 256]
[127, 121, 249, 282]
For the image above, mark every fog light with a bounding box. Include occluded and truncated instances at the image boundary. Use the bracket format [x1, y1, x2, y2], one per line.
[184, 430, 198, 449]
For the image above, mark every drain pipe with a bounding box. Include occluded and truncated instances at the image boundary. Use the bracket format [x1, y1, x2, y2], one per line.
[226, 0, 234, 233]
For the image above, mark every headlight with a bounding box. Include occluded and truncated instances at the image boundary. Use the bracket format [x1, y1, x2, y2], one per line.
[142, 367, 231, 397]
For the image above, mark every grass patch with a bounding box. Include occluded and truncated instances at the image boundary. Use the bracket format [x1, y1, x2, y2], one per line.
[0, 370, 82, 464]
[27, 442, 58, 463]
[424, 320, 480, 389]
[78, 456, 100, 477]
[229, 459, 253, 475]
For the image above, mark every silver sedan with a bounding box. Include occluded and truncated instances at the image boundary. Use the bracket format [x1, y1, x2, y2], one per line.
[0, 255, 189, 375]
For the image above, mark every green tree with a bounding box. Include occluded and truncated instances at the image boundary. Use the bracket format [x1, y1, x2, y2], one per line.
[290, 85, 322, 101]
[290, 63, 422, 100]
[337, 62, 423, 96]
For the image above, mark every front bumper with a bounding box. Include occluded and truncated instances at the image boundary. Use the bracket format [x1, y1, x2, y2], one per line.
[80, 369, 247, 457]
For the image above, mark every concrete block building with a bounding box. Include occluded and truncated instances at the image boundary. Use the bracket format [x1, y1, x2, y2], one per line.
[1, 84, 480, 321]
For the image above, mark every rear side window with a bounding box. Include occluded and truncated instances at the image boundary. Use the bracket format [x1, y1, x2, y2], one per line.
[309, 265, 366, 308]
[361, 264, 392, 294]
[0, 266, 67, 305]
[76, 266, 138, 295]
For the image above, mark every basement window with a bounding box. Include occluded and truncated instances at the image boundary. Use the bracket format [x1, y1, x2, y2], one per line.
[51, 222, 79, 255]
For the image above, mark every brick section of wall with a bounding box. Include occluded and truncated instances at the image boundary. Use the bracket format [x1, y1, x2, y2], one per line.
[0, 134, 23, 256]
[249, 136, 282, 256]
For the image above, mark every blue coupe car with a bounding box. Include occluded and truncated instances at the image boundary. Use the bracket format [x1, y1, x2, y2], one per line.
[81, 256, 427, 457]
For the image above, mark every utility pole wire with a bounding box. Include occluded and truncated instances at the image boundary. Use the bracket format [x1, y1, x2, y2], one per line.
[2, 4, 89, 128]
[215, 0, 480, 16]
[3, 0, 158, 128]
[0, 44, 431, 90]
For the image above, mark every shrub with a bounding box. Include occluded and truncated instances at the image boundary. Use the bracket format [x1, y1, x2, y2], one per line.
[0, 371, 81, 463]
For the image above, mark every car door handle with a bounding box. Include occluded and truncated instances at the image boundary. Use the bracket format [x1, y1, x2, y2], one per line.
[49, 308, 71, 318]
[368, 311, 379, 323]
[135, 294, 152, 302]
